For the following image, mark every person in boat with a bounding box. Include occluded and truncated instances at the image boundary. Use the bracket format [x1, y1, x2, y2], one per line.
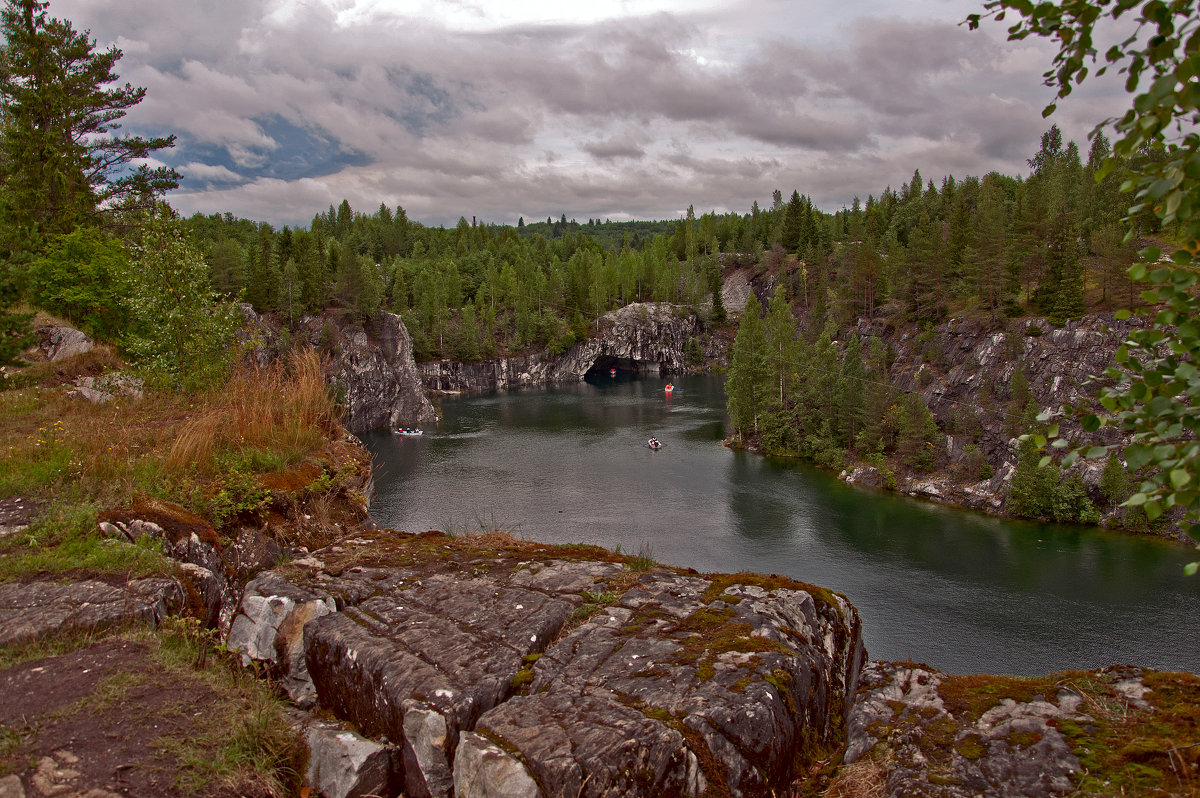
[648, 437, 662, 448]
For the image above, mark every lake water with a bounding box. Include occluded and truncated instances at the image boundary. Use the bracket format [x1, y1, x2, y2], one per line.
[360, 374, 1200, 676]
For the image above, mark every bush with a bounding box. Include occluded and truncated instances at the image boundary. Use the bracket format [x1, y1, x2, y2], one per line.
[759, 404, 801, 455]
[1099, 455, 1132, 507]
[27, 228, 130, 339]
[1007, 438, 1098, 523]
[955, 444, 992, 483]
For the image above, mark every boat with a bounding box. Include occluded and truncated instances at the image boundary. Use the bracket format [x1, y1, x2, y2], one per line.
[664, 383, 674, 393]
[395, 427, 424, 436]
[647, 438, 663, 449]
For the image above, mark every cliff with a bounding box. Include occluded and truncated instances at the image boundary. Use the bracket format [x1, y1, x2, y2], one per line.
[419, 302, 722, 394]
[241, 305, 438, 434]
[844, 312, 1145, 519]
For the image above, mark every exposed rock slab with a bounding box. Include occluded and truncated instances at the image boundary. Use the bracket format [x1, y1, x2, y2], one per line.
[844, 657, 1113, 796]
[478, 575, 863, 797]
[0, 579, 182, 648]
[32, 325, 93, 362]
[227, 531, 865, 798]
[226, 571, 336, 708]
[300, 717, 401, 798]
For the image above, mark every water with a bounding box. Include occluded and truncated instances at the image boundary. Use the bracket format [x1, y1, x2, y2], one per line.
[360, 374, 1200, 675]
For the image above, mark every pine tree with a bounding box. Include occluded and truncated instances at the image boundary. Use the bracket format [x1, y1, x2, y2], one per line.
[763, 286, 797, 406]
[838, 332, 865, 447]
[0, 0, 179, 248]
[726, 293, 769, 438]
[904, 213, 945, 324]
[895, 392, 941, 472]
[781, 190, 804, 253]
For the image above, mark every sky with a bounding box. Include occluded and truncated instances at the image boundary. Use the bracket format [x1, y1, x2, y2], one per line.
[52, 0, 1133, 229]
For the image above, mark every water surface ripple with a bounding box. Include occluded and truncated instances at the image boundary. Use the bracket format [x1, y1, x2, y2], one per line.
[361, 374, 1200, 675]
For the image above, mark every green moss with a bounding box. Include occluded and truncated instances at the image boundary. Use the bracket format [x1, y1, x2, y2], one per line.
[954, 734, 987, 761]
[765, 668, 796, 713]
[510, 669, 533, 691]
[620, 605, 667, 635]
[700, 571, 842, 611]
[1006, 730, 1042, 749]
[929, 669, 1200, 797]
[924, 716, 960, 749]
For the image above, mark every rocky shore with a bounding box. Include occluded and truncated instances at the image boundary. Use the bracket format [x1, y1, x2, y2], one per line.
[4, 309, 1196, 797]
[4, 491, 1197, 797]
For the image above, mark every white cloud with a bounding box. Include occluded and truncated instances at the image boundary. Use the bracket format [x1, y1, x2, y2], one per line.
[47, 0, 1131, 227]
[179, 162, 244, 183]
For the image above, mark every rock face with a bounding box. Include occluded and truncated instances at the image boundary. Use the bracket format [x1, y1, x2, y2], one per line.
[238, 305, 437, 434]
[840, 660, 1182, 798]
[420, 302, 702, 394]
[225, 531, 865, 797]
[31, 325, 93, 362]
[846, 313, 1144, 512]
[293, 310, 438, 434]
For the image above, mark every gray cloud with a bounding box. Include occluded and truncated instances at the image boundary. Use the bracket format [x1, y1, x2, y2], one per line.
[50, 0, 1130, 227]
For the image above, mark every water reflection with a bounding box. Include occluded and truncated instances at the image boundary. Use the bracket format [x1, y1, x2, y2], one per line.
[362, 374, 1200, 675]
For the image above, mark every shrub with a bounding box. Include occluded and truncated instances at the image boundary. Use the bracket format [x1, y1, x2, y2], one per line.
[1007, 438, 1098, 523]
[1099, 455, 1132, 507]
[27, 228, 130, 340]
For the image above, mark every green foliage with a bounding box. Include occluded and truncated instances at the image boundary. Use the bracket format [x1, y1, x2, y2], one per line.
[27, 227, 130, 338]
[206, 467, 271, 529]
[726, 293, 769, 438]
[1008, 438, 1098, 523]
[1099, 454, 1133, 507]
[0, 502, 171, 582]
[956, 444, 993, 483]
[971, 0, 1200, 563]
[122, 208, 241, 392]
[895, 392, 942, 473]
[0, 0, 178, 252]
[0, 301, 32, 368]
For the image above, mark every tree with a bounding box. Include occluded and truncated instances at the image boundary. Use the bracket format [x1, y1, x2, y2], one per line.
[121, 207, 239, 392]
[0, 0, 179, 250]
[763, 286, 797, 406]
[969, 1, 1200, 563]
[726, 293, 769, 438]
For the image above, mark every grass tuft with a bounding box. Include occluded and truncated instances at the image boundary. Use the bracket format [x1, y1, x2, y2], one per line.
[168, 349, 340, 473]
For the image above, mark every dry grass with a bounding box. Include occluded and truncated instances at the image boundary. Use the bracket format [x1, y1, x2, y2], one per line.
[822, 755, 888, 798]
[0, 346, 356, 574]
[168, 349, 341, 473]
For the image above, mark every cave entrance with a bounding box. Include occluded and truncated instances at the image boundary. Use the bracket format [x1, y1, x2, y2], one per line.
[585, 356, 644, 380]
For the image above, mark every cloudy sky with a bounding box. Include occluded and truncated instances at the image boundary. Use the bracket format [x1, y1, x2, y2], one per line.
[53, 0, 1130, 229]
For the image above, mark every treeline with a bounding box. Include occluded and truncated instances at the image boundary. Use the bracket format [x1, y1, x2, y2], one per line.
[184, 204, 744, 361]
[817, 125, 1151, 327]
[187, 123, 1150, 364]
